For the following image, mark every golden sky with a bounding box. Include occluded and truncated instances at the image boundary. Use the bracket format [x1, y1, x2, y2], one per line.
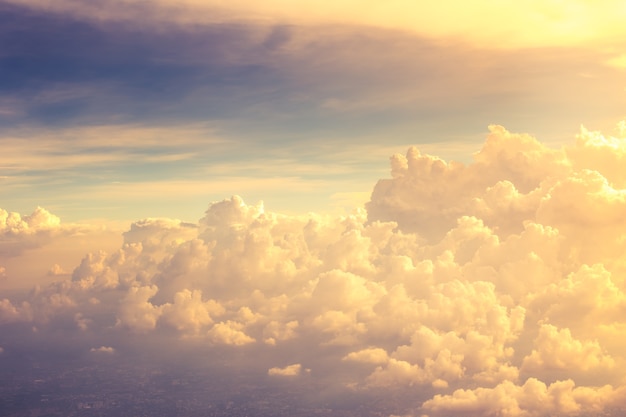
[1, 1, 626, 416]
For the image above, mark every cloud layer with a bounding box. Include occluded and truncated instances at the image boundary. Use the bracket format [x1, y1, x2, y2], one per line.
[2, 123, 626, 416]
[7, 0, 626, 48]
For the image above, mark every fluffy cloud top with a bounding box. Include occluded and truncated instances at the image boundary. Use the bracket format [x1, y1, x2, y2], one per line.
[268, 363, 305, 377]
[0, 207, 105, 265]
[90, 346, 115, 354]
[0, 207, 62, 256]
[0, 207, 60, 234]
[2, 123, 626, 416]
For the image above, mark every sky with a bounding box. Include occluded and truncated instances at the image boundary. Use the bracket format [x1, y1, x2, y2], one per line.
[2, 1, 626, 416]
[2, 0, 626, 222]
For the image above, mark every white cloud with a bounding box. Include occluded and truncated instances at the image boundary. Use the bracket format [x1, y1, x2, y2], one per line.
[522, 324, 615, 373]
[207, 321, 255, 346]
[422, 378, 623, 417]
[367, 125, 570, 242]
[161, 289, 223, 334]
[47, 264, 68, 276]
[268, 363, 304, 377]
[115, 285, 162, 332]
[0, 298, 33, 324]
[0, 207, 63, 256]
[90, 346, 115, 354]
[263, 319, 298, 345]
[0, 206, 60, 234]
[343, 347, 389, 365]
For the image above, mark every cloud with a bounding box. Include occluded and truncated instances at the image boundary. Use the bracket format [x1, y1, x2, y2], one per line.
[4, 0, 626, 229]
[1, 206, 60, 236]
[367, 125, 570, 241]
[2, 0, 622, 136]
[0, 298, 33, 324]
[521, 324, 615, 373]
[0, 123, 223, 174]
[6, 0, 626, 48]
[0, 206, 99, 260]
[207, 321, 255, 346]
[267, 363, 305, 377]
[161, 289, 224, 334]
[0, 206, 63, 257]
[114, 285, 162, 332]
[2, 122, 626, 416]
[47, 264, 68, 276]
[90, 346, 115, 354]
[343, 347, 389, 365]
[422, 378, 623, 417]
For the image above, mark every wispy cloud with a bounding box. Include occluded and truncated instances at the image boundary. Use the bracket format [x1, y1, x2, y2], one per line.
[7, 0, 626, 48]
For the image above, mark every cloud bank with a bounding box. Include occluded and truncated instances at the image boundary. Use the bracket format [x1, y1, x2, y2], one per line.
[2, 123, 626, 416]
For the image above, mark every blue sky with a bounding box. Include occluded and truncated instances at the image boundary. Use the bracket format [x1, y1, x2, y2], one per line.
[2, 0, 626, 222]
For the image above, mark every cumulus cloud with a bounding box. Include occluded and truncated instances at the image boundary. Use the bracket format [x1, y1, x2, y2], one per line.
[521, 324, 615, 373]
[422, 378, 624, 417]
[268, 363, 305, 377]
[343, 347, 389, 365]
[115, 285, 162, 332]
[47, 264, 68, 276]
[367, 125, 570, 241]
[0, 206, 60, 233]
[3, 122, 626, 416]
[90, 346, 115, 354]
[0, 298, 33, 324]
[207, 321, 255, 346]
[0, 207, 63, 256]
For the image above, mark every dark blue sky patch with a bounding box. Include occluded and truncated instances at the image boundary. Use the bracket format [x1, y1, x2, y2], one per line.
[0, 2, 289, 126]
